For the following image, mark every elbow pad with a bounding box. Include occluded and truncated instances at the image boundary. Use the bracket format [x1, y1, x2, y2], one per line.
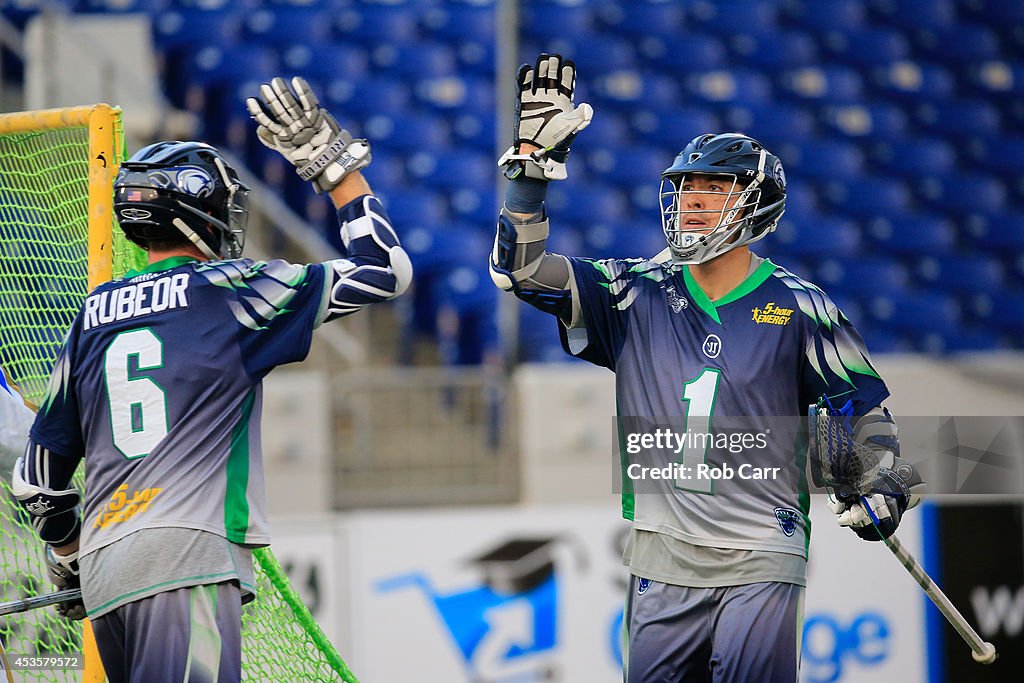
[11, 455, 82, 546]
[490, 211, 550, 291]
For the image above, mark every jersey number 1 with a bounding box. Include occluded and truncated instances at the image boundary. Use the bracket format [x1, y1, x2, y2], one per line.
[676, 368, 721, 494]
[105, 328, 168, 459]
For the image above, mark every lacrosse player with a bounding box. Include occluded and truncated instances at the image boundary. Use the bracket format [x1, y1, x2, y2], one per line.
[10, 77, 410, 682]
[490, 53, 924, 682]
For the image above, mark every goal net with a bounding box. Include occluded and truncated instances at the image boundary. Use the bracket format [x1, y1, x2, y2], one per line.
[0, 105, 357, 682]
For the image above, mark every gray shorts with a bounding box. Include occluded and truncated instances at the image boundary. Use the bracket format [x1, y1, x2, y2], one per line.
[624, 576, 803, 683]
[90, 581, 242, 683]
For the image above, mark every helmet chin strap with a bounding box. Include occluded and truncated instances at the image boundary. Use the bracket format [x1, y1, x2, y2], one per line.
[172, 218, 219, 260]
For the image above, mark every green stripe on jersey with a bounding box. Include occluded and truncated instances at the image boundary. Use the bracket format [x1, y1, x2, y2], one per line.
[225, 389, 256, 542]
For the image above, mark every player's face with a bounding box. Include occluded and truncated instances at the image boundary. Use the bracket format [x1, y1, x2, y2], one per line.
[678, 173, 746, 233]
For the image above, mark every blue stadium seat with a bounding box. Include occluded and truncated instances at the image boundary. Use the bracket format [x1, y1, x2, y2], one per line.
[518, 304, 572, 364]
[596, 1, 685, 39]
[981, 291, 1024, 335]
[730, 30, 819, 70]
[915, 254, 1005, 295]
[640, 34, 726, 72]
[577, 112, 631, 148]
[565, 35, 638, 74]
[820, 28, 910, 68]
[378, 189, 449, 231]
[323, 78, 412, 120]
[729, 104, 816, 148]
[772, 215, 860, 257]
[591, 69, 680, 112]
[914, 100, 1002, 138]
[546, 223, 586, 258]
[964, 60, 1024, 100]
[786, 139, 865, 180]
[966, 212, 1024, 251]
[820, 103, 908, 138]
[870, 138, 956, 179]
[870, 61, 956, 102]
[822, 177, 912, 220]
[451, 111, 498, 151]
[364, 111, 452, 152]
[863, 214, 956, 254]
[632, 107, 722, 149]
[686, 70, 773, 105]
[910, 24, 1002, 62]
[776, 66, 863, 103]
[520, 3, 594, 40]
[152, 8, 243, 51]
[780, 185, 819, 221]
[585, 145, 673, 187]
[425, 152, 492, 192]
[918, 174, 1007, 216]
[784, 0, 867, 31]
[334, 4, 419, 45]
[814, 257, 911, 295]
[423, 3, 493, 42]
[867, 291, 961, 337]
[243, 7, 331, 47]
[689, 0, 779, 37]
[79, 0, 170, 12]
[870, 0, 956, 29]
[546, 184, 630, 227]
[962, 0, 1024, 24]
[372, 41, 457, 80]
[280, 44, 369, 83]
[415, 75, 494, 113]
[450, 186, 498, 226]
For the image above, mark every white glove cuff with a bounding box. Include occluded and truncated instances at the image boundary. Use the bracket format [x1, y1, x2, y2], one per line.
[312, 139, 373, 194]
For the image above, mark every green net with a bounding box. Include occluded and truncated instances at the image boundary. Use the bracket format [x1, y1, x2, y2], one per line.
[0, 108, 356, 682]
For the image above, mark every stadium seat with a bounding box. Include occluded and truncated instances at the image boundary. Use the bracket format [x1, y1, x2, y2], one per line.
[863, 214, 956, 254]
[772, 215, 860, 257]
[546, 184, 630, 227]
[821, 177, 912, 220]
[982, 291, 1024, 334]
[632, 107, 722, 149]
[520, 3, 594, 40]
[689, 0, 779, 37]
[729, 30, 819, 70]
[784, 0, 867, 31]
[450, 186, 498, 226]
[424, 151, 492, 192]
[364, 111, 452, 152]
[870, 61, 956, 102]
[639, 34, 726, 72]
[785, 139, 865, 180]
[685, 70, 773, 106]
[814, 257, 911, 296]
[563, 35, 637, 75]
[910, 24, 1002, 62]
[415, 75, 494, 113]
[451, 111, 498, 151]
[729, 104, 816, 148]
[964, 60, 1024, 100]
[378, 189, 449, 232]
[779, 185, 819, 221]
[870, 138, 957, 179]
[962, 0, 1024, 24]
[79, 0, 170, 12]
[576, 111, 631, 148]
[280, 44, 369, 83]
[334, 4, 419, 45]
[596, 1, 685, 39]
[423, 4, 493, 43]
[966, 212, 1024, 251]
[776, 66, 863, 104]
[152, 8, 243, 51]
[243, 7, 331, 47]
[915, 254, 1005, 295]
[870, 0, 956, 29]
[820, 103, 908, 138]
[591, 70, 681, 113]
[914, 100, 1002, 138]
[917, 174, 1007, 216]
[867, 291, 961, 337]
[819, 28, 910, 68]
[371, 41, 457, 80]
[585, 145, 673, 187]
[324, 78, 412, 120]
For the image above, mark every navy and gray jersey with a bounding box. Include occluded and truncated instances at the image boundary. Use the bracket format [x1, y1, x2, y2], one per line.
[545, 255, 888, 559]
[27, 194, 407, 558]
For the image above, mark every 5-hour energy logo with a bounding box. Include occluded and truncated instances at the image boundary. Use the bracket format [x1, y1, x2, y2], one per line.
[93, 484, 162, 529]
[751, 301, 793, 326]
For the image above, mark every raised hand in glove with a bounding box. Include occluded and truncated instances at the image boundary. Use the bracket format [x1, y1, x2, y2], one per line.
[246, 77, 370, 194]
[44, 546, 86, 620]
[499, 53, 593, 181]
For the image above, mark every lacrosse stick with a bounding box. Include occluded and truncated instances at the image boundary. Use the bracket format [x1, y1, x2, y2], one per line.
[0, 589, 82, 683]
[808, 402, 997, 665]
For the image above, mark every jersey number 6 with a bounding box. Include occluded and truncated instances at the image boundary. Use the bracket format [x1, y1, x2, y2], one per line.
[104, 328, 168, 460]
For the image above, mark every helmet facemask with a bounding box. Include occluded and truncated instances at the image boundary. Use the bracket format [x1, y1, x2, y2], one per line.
[659, 172, 763, 264]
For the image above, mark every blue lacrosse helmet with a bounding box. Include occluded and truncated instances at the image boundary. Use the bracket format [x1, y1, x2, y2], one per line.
[659, 132, 786, 264]
[114, 141, 249, 259]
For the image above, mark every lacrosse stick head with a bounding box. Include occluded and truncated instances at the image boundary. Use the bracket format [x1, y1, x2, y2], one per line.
[808, 397, 882, 500]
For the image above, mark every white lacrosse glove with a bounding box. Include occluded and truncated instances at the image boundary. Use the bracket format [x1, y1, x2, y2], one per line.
[499, 53, 593, 181]
[827, 463, 923, 541]
[246, 76, 371, 194]
[44, 546, 86, 620]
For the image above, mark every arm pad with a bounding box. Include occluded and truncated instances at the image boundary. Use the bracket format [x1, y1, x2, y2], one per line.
[11, 447, 82, 546]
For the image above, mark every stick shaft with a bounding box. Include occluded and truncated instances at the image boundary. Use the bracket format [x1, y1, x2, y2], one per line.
[0, 589, 82, 617]
[883, 535, 989, 654]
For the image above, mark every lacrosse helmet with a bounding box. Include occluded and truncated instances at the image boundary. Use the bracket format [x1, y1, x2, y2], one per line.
[659, 132, 786, 264]
[114, 141, 249, 259]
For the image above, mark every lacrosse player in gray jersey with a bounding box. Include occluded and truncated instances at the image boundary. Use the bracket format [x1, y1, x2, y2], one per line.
[489, 53, 925, 682]
[11, 77, 410, 682]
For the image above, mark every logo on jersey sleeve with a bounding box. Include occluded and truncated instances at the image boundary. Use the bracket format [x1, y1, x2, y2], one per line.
[774, 507, 801, 537]
[665, 285, 689, 313]
[751, 302, 794, 326]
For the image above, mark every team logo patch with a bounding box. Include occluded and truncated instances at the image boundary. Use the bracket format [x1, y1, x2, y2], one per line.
[665, 285, 688, 313]
[637, 578, 652, 595]
[774, 507, 801, 537]
[702, 334, 722, 359]
[751, 302, 793, 326]
[150, 166, 215, 198]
